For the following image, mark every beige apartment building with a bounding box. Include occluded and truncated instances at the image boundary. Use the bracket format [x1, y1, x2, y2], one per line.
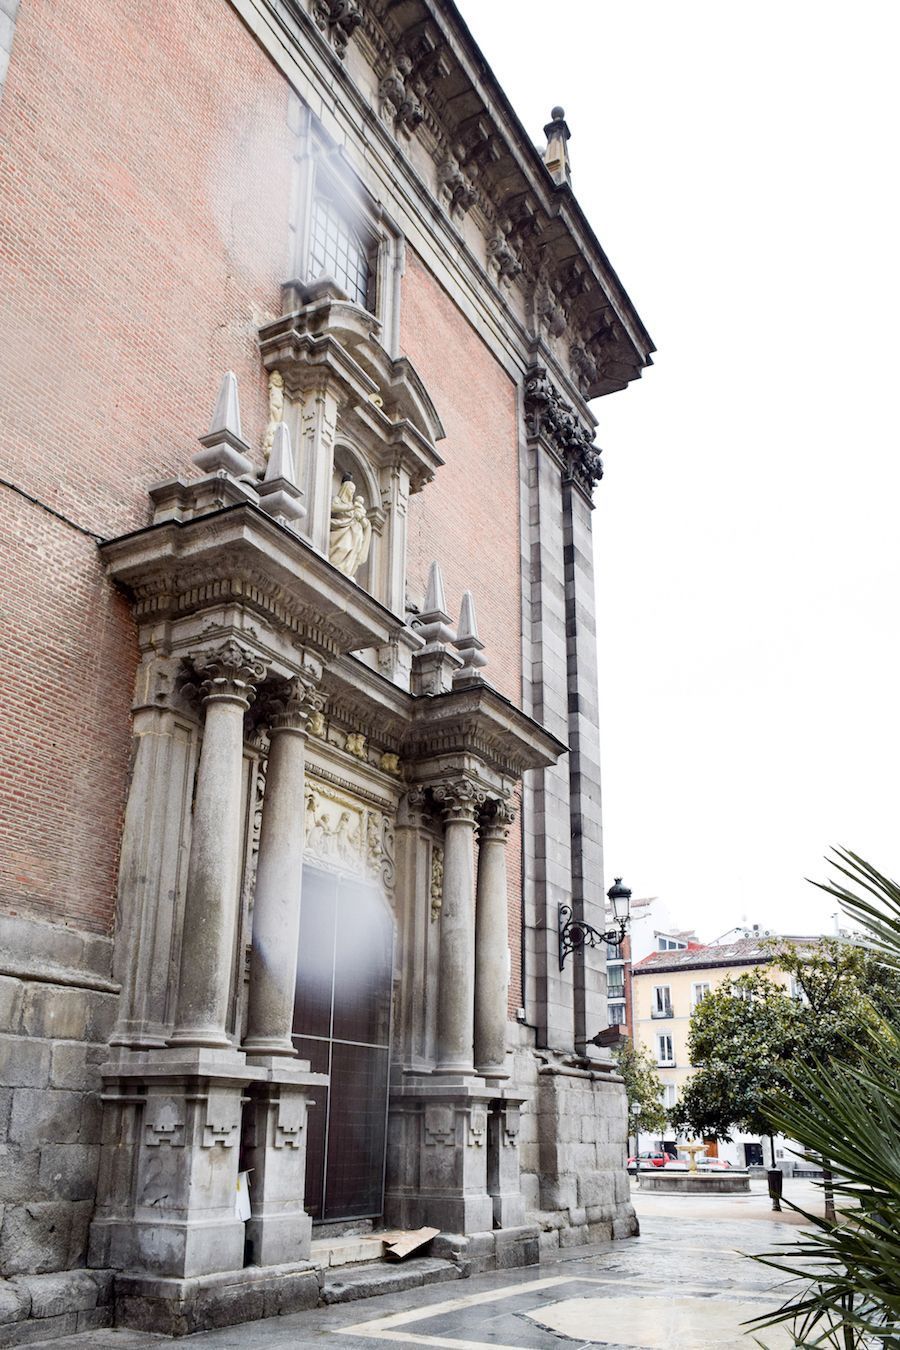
[632, 937, 797, 1165]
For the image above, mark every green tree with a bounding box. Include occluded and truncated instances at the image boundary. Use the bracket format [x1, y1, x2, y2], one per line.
[669, 967, 799, 1154]
[748, 851, 900, 1348]
[670, 939, 900, 1177]
[613, 1038, 668, 1137]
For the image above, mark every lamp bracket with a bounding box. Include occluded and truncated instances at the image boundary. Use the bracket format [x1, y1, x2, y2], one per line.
[558, 904, 626, 971]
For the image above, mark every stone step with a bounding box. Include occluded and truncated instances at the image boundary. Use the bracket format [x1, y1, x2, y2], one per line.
[310, 1234, 389, 1267]
[321, 1257, 460, 1305]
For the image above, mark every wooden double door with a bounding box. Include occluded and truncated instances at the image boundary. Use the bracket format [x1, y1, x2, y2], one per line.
[292, 866, 394, 1221]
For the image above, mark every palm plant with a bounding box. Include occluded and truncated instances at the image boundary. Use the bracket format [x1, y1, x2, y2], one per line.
[749, 850, 900, 1348]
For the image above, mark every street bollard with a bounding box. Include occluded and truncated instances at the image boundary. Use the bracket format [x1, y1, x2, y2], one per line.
[767, 1167, 783, 1212]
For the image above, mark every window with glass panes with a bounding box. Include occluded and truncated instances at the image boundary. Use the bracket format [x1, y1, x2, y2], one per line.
[308, 193, 372, 308]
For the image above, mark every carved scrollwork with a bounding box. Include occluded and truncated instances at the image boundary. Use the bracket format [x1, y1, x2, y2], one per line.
[312, 0, 362, 58]
[191, 641, 268, 708]
[430, 845, 444, 922]
[432, 778, 487, 825]
[523, 364, 603, 493]
[479, 796, 517, 843]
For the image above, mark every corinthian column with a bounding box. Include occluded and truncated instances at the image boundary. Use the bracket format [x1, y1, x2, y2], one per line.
[433, 780, 483, 1075]
[243, 672, 322, 1057]
[474, 799, 515, 1077]
[169, 642, 267, 1050]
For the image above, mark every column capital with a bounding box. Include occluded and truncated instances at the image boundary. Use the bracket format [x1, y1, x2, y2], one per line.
[193, 641, 268, 710]
[266, 671, 324, 736]
[479, 797, 517, 843]
[432, 778, 487, 826]
[397, 787, 430, 829]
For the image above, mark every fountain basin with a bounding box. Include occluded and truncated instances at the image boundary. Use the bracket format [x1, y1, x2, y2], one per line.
[637, 1169, 750, 1194]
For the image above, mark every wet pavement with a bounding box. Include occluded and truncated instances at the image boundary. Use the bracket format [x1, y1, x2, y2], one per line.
[35, 1180, 822, 1348]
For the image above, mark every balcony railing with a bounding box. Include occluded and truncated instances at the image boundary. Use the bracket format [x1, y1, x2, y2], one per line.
[607, 986, 625, 1001]
[651, 1006, 673, 1019]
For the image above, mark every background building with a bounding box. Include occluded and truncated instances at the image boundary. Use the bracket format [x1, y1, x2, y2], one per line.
[632, 936, 807, 1165]
[0, 0, 653, 1338]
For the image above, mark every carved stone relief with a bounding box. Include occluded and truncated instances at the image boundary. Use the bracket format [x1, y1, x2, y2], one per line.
[304, 778, 395, 890]
[430, 845, 443, 922]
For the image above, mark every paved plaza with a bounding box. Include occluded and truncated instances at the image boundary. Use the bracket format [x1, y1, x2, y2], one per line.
[31, 1181, 825, 1349]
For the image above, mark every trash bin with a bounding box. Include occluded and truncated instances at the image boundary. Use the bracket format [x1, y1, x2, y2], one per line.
[767, 1167, 783, 1212]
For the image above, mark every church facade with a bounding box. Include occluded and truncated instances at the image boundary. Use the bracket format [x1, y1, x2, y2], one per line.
[0, 0, 653, 1336]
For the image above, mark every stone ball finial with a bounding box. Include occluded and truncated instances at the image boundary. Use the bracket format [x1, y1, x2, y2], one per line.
[551, 106, 565, 121]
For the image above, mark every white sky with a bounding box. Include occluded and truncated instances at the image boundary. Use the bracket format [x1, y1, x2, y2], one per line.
[456, 0, 900, 940]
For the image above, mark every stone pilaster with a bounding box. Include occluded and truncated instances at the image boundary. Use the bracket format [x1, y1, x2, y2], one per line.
[243, 668, 322, 1058]
[296, 373, 340, 555]
[432, 779, 483, 1075]
[474, 799, 515, 1078]
[169, 642, 267, 1050]
[110, 659, 196, 1048]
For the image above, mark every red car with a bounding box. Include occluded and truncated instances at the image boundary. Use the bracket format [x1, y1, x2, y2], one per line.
[627, 1151, 672, 1172]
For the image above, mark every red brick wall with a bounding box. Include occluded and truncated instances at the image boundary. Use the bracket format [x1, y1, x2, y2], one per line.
[399, 250, 524, 1010]
[0, 0, 293, 931]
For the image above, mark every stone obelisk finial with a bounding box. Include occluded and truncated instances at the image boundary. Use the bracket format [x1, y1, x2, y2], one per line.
[543, 106, 571, 187]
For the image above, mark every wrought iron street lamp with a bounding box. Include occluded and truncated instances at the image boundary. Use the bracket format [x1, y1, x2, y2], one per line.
[558, 877, 632, 971]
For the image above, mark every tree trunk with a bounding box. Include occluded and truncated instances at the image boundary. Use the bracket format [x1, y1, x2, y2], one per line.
[823, 1162, 836, 1222]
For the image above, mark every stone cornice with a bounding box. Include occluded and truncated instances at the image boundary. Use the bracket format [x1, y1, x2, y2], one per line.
[403, 678, 566, 782]
[100, 502, 404, 661]
[235, 0, 654, 404]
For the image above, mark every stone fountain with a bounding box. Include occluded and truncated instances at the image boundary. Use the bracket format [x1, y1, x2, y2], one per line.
[636, 1140, 750, 1194]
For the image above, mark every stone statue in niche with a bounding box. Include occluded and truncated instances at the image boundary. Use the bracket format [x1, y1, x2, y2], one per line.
[262, 370, 284, 459]
[329, 473, 372, 579]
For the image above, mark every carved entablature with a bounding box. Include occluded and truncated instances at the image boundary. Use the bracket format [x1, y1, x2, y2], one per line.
[403, 681, 565, 797]
[524, 364, 604, 499]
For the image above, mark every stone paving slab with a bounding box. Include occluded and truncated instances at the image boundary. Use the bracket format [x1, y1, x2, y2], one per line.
[23, 1202, 814, 1349]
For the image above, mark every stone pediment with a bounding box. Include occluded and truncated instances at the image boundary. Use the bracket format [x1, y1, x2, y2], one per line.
[260, 281, 444, 493]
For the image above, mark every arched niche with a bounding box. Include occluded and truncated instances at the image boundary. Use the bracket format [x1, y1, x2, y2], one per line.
[330, 441, 383, 598]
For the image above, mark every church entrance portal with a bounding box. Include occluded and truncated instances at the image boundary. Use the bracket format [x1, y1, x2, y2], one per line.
[292, 866, 394, 1221]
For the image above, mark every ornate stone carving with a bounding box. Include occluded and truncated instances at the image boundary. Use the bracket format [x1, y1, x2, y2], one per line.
[480, 797, 517, 843]
[468, 1104, 488, 1147]
[329, 474, 372, 579]
[202, 1088, 241, 1149]
[312, 0, 362, 58]
[432, 778, 487, 825]
[274, 1095, 305, 1150]
[193, 641, 268, 708]
[379, 751, 400, 775]
[261, 370, 285, 459]
[436, 150, 477, 219]
[144, 1098, 185, 1148]
[486, 224, 522, 285]
[423, 1104, 455, 1147]
[304, 778, 395, 889]
[345, 731, 367, 759]
[430, 845, 444, 922]
[378, 53, 424, 135]
[267, 668, 324, 734]
[523, 365, 603, 493]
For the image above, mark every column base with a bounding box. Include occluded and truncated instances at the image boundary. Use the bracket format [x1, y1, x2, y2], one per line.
[114, 1260, 320, 1336]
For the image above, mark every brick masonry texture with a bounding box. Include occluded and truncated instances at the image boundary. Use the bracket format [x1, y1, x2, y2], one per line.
[400, 249, 524, 1010]
[0, 0, 294, 931]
